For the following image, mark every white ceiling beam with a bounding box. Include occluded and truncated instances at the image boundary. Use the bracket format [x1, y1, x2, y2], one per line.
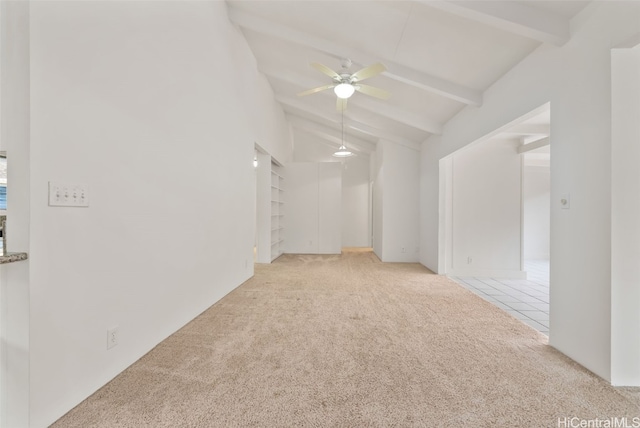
[518, 137, 550, 154]
[275, 95, 421, 151]
[422, 1, 571, 46]
[288, 116, 375, 151]
[347, 122, 421, 152]
[259, 64, 443, 135]
[293, 128, 370, 157]
[502, 123, 550, 136]
[288, 116, 375, 154]
[227, 6, 482, 106]
[292, 128, 349, 154]
[349, 94, 443, 135]
[383, 62, 481, 106]
[276, 94, 347, 126]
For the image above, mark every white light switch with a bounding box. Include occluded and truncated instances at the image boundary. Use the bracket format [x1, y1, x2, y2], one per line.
[560, 194, 570, 210]
[49, 182, 89, 207]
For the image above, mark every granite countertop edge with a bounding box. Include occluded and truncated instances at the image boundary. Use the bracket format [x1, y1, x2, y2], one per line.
[0, 252, 28, 264]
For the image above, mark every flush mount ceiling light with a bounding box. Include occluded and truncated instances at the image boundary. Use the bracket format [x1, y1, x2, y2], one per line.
[333, 109, 354, 158]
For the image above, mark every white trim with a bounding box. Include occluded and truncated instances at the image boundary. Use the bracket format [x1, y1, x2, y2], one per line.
[448, 269, 527, 280]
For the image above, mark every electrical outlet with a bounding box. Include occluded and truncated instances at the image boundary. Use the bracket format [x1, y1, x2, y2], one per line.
[467, 257, 473, 264]
[401, 247, 406, 253]
[107, 327, 119, 350]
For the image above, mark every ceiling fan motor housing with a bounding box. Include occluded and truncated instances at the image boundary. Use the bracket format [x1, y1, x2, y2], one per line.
[339, 73, 354, 84]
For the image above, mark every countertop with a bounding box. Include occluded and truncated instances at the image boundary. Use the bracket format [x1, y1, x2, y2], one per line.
[0, 252, 28, 264]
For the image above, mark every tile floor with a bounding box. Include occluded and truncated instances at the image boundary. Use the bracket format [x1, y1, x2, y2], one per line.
[450, 260, 550, 335]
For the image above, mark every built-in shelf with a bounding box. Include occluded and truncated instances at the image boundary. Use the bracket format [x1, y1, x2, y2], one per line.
[0, 252, 28, 264]
[270, 161, 284, 261]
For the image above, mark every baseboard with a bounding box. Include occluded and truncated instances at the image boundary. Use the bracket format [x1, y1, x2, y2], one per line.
[447, 268, 527, 279]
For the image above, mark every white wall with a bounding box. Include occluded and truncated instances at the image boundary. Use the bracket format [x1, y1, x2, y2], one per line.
[420, 139, 440, 271]
[0, 2, 31, 426]
[293, 134, 371, 248]
[523, 164, 550, 260]
[448, 138, 523, 278]
[318, 163, 342, 253]
[378, 141, 420, 263]
[341, 156, 370, 247]
[611, 42, 640, 385]
[285, 162, 342, 254]
[419, 2, 640, 382]
[286, 162, 319, 253]
[25, 2, 291, 426]
[372, 144, 383, 258]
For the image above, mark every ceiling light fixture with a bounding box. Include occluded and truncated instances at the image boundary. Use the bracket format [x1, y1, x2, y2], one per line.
[334, 82, 355, 99]
[333, 108, 354, 158]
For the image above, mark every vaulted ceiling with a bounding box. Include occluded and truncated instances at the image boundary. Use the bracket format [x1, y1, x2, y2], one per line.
[226, 1, 589, 157]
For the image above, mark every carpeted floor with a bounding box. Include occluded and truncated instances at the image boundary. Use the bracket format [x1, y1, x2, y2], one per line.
[53, 249, 640, 427]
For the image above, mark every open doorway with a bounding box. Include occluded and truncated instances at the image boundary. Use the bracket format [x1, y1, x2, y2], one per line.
[440, 104, 551, 335]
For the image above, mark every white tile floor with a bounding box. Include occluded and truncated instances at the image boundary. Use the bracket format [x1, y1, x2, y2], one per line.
[450, 260, 550, 335]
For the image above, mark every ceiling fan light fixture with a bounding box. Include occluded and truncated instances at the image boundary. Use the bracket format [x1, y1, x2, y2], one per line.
[334, 83, 355, 99]
[333, 144, 354, 158]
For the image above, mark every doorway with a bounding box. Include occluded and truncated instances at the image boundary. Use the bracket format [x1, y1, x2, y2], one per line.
[440, 104, 551, 335]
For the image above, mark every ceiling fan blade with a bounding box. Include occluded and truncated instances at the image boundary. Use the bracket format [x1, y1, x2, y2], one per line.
[355, 84, 391, 100]
[311, 62, 341, 81]
[351, 62, 386, 82]
[297, 84, 335, 97]
[336, 97, 348, 112]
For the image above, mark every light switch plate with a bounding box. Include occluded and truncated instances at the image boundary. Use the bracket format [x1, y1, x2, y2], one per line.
[560, 194, 570, 209]
[49, 182, 89, 207]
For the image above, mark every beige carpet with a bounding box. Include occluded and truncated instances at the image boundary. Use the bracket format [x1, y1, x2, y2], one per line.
[53, 250, 640, 427]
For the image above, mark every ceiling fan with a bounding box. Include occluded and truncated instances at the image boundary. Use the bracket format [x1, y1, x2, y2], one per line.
[297, 58, 390, 111]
